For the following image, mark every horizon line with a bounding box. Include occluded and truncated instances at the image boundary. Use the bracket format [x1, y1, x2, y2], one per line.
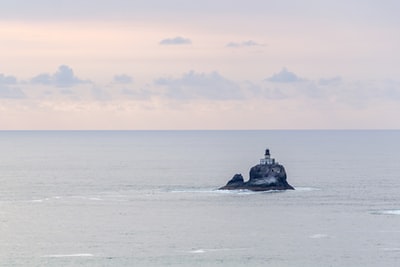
[0, 129, 399, 132]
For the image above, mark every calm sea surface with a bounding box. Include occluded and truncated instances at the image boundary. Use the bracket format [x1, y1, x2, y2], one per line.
[1, 130, 400, 266]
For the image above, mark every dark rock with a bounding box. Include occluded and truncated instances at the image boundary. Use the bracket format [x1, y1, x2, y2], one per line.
[222, 173, 245, 189]
[219, 149, 294, 191]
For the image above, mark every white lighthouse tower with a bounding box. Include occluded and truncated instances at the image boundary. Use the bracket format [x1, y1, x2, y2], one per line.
[260, 148, 275, 165]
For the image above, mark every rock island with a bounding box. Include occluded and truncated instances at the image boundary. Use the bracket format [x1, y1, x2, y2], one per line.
[219, 148, 294, 191]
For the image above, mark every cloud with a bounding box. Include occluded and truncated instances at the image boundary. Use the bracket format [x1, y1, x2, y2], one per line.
[381, 80, 400, 100]
[31, 65, 89, 87]
[120, 88, 152, 100]
[0, 72, 24, 98]
[91, 87, 111, 101]
[266, 68, 304, 83]
[0, 73, 17, 85]
[155, 71, 243, 100]
[318, 76, 342, 86]
[113, 74, 133, 84]
[0, 86, 25, 99]
[226, 40, 265, 48]
[159, 36, 192, 45]
[253, 76, 400, 110]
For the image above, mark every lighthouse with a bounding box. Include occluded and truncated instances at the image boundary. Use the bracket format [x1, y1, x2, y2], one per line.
[260, 148, 275, 165]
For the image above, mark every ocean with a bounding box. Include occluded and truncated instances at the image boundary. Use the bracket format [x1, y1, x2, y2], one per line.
[1, 130, 400, 266]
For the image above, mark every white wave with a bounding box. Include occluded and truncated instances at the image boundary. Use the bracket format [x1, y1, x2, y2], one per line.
[310, 234, 329, 239]
[71, 196, 103, 201]
[29, 195, 104, 203]
[170, 188, 285, 195]
[169, 188, 218, 194]
[170, 186, 320, 195]
[294, 187, 321, 191]
[30, 199, 44, 203]
[376, 210, 400, 215]
[169, 188, 255, 195]
[29, 197, 51, 203]
[215, 189, 260, 195]
[187, 247, 248, 254]
[42, 253, 94, 258]
[217, 189, 287, 195]
[189, 249, 206, 254]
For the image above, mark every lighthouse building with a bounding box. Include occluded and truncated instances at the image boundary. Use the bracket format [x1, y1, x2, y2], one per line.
[260, 148, 276, 165]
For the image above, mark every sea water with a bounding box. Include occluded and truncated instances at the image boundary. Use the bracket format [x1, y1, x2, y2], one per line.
[0, 130, 400, 266]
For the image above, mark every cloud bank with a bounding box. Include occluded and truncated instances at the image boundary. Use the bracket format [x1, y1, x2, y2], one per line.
[113, 74, 133, 84]
[1, 65, 400, 129]
[155, 71, 243, 100]
[2, 66, 399, 106]
[0, 86, 25, 99]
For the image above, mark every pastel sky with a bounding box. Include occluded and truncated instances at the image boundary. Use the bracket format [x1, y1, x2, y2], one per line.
[1, 0, 400, 129]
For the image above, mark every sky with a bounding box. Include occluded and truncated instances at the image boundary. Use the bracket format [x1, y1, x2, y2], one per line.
[1, 0, 400, 129]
